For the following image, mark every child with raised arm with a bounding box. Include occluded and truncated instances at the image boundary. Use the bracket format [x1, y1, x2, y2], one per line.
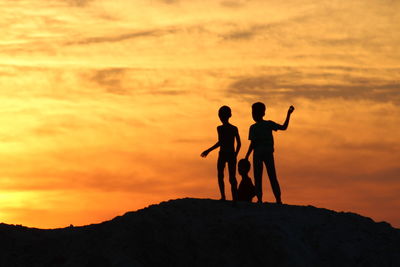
[201, 106, 241, 201]
[245, 102, 294, 204]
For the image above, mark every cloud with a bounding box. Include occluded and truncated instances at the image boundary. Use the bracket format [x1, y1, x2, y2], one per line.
[87, 68, 189, 96]
[158, 0, 179, 4]
[312, 37, 367, 47]
[66, 30, 167, 45]
[90, 68, 127, 94]
[334, 141, 400, 153]
[148, 90, 187, 96]
[221, 24, 271, 41]
[65, 25, 209, 46]
[291, 54, 364, 64]
[223, 30, 256, 40]
[220, 1, 246, 8]
[0, 155, 202, 194]
[228, 67, 400, 103]
[220, 16, 310, 41]
[65, 0, 93, 7]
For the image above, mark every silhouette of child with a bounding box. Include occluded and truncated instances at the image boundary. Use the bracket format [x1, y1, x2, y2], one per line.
[237, 158, 255, 202]
[201, 106, 241, 201]
[245, 102, 294, 204]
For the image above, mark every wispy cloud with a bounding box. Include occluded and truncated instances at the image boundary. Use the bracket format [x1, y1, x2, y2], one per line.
[221, 24, 276, 41]
[86, 67, 190, 96]
[66, 0, 93, 7]
[335, 141, 400, 153]
[220, 1, 246, 9]
[220, 15, 311, 41]
[158, 0, 179, 4]
[66, 30, 171, 45]
[228, 67, 400, 103]
[64, 25, 210, 46]
[90, 68, 127, 94]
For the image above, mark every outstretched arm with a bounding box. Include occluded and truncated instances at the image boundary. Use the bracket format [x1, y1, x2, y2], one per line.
[245, 141, 254, 160]
[277, 105, 295, 131]
[201, 142, 220, 157]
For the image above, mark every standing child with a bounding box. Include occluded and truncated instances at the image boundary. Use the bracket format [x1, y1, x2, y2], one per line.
[201, 106, 241, 201]
[245, 102, 294, 204]
[237, 158, 255, 202]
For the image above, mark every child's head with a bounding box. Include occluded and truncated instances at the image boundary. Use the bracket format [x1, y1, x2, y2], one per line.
[218, 105, 231, 123]
[252, 102, 266, 122]
[238, 158, 251, 176]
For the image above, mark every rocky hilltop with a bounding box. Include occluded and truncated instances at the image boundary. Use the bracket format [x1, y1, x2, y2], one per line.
[1, 198, 399, 266]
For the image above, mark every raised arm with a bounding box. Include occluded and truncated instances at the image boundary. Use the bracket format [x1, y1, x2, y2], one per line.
[201, 142, 220, 157]
[276, 105, 295, 131]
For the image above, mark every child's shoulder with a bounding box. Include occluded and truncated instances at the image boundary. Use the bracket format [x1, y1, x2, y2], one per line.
[250, 120, 265, 128]
[230, 123, 238, 129]
[218, 123, 238, 129]
[254, 120, 277, 126]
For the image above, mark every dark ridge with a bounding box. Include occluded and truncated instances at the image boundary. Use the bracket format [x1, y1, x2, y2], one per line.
[1, 198, 399, 266]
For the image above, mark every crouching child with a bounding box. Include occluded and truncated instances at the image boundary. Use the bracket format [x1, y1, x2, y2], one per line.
[237, 158, 255, 202]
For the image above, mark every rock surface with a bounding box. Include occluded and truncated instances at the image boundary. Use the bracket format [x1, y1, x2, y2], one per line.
[1, 198, 399, 267]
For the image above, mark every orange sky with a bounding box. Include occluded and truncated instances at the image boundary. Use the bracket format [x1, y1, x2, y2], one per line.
[0, 0, 399, 228]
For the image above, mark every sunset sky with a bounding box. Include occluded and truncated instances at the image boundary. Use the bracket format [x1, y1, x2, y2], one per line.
[0, 0, 399, 228]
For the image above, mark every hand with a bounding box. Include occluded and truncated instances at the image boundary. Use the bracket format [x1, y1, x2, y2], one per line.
[288, 105, 295, 114]
[201, 150, 209, 158]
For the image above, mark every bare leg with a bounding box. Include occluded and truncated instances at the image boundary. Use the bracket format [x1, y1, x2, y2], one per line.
[253, 156, 263, 203]
[227, 156, 238, 201]
[217, 156, 226, 200]
[265, 153, 281, 204]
